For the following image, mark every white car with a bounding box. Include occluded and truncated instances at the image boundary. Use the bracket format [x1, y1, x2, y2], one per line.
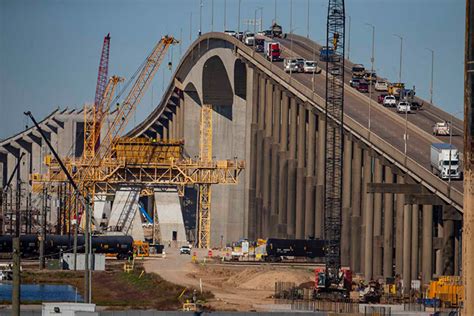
[303, 61, 318, 73]
[375, 80, 388, 91]
[329, 66, 341, 75]
[397, 101, 411, 113]
[433, 122, 451, 136]
[284, 58, 299, 73]
[383, 95, 397, 107]
[224, 30, 236, 37]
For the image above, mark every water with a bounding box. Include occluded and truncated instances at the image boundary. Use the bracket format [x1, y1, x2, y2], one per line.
[0, 283, 83, 303]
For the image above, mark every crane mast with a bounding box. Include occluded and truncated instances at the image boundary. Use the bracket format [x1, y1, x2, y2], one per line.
[324, 0, 345, 288]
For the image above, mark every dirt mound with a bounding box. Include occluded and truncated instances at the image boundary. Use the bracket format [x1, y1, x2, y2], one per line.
[223, 267, 314, 291]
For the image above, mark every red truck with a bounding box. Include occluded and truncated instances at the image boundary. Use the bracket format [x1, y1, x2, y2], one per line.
[264, 40, 281, 62]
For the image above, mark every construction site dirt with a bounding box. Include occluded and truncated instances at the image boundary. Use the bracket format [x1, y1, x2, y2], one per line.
[144, 247, 316, 311]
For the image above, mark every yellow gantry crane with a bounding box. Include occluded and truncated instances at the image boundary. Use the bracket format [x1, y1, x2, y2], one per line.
[33, 36, 245, 249]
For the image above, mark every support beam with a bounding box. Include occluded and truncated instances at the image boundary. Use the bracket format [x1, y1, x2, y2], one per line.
[277, 92, 289, 236]
[411, 204, 419, 281]
[286, 97, 297, 238]
[395, 175, 405, 276]
[363, 150, 373, 280]
[304, 109, 316, 238]
[295, 105, 306, 239]
[373, 158, 383, 278]
[315, 114, 325, 239]
[403, 203, 412, 295]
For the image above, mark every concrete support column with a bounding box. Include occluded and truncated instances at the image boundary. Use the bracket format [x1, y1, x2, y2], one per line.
[262, 80, 273, 236]
[295, 106, 306, 239]
[435, 209, 444, 276]
[443, 218, 455, 275]
[314, 114, 325, 239]
[362, 150, 373, 277]
[255, 76, 266, 237]
[403, 204, 412, 295]
[304, 109, 316, 238]
[373, 158, 383, 278]
[350, 142, 362, 272]
[270, 87, 281, 235]
[286, 97, 297, 238]
[395, 175, 405, 276]
[422, 204, 433, 285]
[411, 204, 420, 281]
[454, 221, 461, 276]
[383, 167, 394, 278]
[341, 135, 352, 267]
[247, 71, 260, 239]
[277, 92, 289, 236]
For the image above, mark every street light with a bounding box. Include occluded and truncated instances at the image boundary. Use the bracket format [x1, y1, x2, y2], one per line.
[254, 7, 263, 51]
[306, 0, 310, 38]
[393, 34, 406, 163]
[199, 0, 203, 36]
[347, 16, 351, 59]
[237, 0, 241, 34]
[426, 48, 434, 105]
[365, 23, 375, 138]
[448, 110, 463, 191]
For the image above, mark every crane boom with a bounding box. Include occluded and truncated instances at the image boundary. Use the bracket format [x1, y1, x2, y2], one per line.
[324, 0, 345, 288]
[94, 34, 111, 113]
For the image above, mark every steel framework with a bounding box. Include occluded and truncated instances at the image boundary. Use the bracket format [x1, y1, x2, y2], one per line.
[324, 0, 345, 287]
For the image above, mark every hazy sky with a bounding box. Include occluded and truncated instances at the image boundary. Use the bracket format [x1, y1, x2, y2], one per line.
[0, 0, 465, 139]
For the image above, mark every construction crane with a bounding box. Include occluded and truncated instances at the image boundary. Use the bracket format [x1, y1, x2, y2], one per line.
[321, 0, 347, 295]
[83, 34, 111, 161]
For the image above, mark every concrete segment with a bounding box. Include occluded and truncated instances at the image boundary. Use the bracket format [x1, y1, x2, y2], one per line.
[286, 98, 297, 238]
[304, 109, 315, 238]
[295, 106, 306, 238]
[362, 150, 373, 277]
[154, 190, 186, 247]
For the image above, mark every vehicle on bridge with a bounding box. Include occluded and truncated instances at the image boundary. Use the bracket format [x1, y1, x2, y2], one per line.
[270, 22, 283, 38]
[375, 80, 389, 91]
[351, 64, 365, 78]
[396, 100, 411, 113]
[355, 80, 369, 93]
[364, 71, 377, 84]
[264, 40, 281, 61]
[303, 60, 319, 73]
[388, 82, 405, 98]
[433, 122, 451, 136]
[319, 46, 338, 62]
[430, 143, 462, 180]
[255, 38, 264, 52]
[224, 30, 236, 37]
[383, 95, 397, 107]
[284, 58, 301, 73]
[243, 32, 255, 46]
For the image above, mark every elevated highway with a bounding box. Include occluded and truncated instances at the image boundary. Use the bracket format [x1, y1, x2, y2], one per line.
[127, 32, 464, 286]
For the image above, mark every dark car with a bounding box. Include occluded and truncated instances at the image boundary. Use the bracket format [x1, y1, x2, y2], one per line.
[378, 94, 388, 104]
[356, 81, 369, 93]
[350, 77, 361, 87]
[410, 101, 423, 110]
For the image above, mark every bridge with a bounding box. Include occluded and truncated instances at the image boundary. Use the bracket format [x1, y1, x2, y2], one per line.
[0, 32, 464, 287]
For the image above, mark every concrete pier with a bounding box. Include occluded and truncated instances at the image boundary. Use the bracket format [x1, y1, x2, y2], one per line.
[383, 166, 394, 278]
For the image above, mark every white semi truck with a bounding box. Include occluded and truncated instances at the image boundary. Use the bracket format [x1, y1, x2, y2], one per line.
[430, 143, 462, 180]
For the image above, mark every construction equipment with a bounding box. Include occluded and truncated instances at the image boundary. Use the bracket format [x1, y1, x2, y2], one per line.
[426, 276, 463, 308]
[320, 0, 346, 297]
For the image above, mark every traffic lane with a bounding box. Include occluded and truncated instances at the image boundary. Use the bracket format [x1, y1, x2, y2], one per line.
[281, 36, 464, 148]
[284, 35, 464, 133]
[272, 45, 463, 192]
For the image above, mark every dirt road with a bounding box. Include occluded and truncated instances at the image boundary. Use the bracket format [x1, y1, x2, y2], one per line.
[144, 247, 316, 311]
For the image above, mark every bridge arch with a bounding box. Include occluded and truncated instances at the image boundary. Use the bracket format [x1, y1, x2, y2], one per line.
[234, 59, 247, 100]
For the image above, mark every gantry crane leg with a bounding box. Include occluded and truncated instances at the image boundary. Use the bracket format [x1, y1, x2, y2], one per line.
[198, 184, 211, 248]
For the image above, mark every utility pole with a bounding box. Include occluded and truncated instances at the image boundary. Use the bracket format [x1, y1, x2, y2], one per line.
[39, 186, 46, 269]
[12, 237, 20, 316]
[274, 0, 277, 23]
[73, 196, 78, 271]
[84, 194, 91, 303]
[189, 12, 193, 42]
[211, 0, 214, 32]
[463, 0, 474, 313]
[199, 0, 203, 36]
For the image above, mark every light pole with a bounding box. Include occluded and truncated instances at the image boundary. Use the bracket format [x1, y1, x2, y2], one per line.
[394, 34, 406, 162]
[426, 48, 434, 105]
[260, 7, 263, 32]
[224, 0, 227, 31]
[211, 0, 214, 32]
[189, 12, 193, 41]
[237, 0, 241, 34]
[366, 23, 375, 137]
[274, 0, 277, 23]
[347, 16, 351, 59]
[199, 0, 203, 36]
[254, 8, 263, 51]
[306, 0, 310, 38]
[290, 0, 293, 54]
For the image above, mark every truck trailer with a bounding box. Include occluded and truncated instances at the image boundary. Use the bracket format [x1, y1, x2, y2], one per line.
[264, 40, 281, 61]
[430, 143, 462, 180]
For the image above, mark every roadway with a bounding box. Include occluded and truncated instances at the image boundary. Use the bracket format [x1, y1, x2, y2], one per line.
[255, 35, 463, 194]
